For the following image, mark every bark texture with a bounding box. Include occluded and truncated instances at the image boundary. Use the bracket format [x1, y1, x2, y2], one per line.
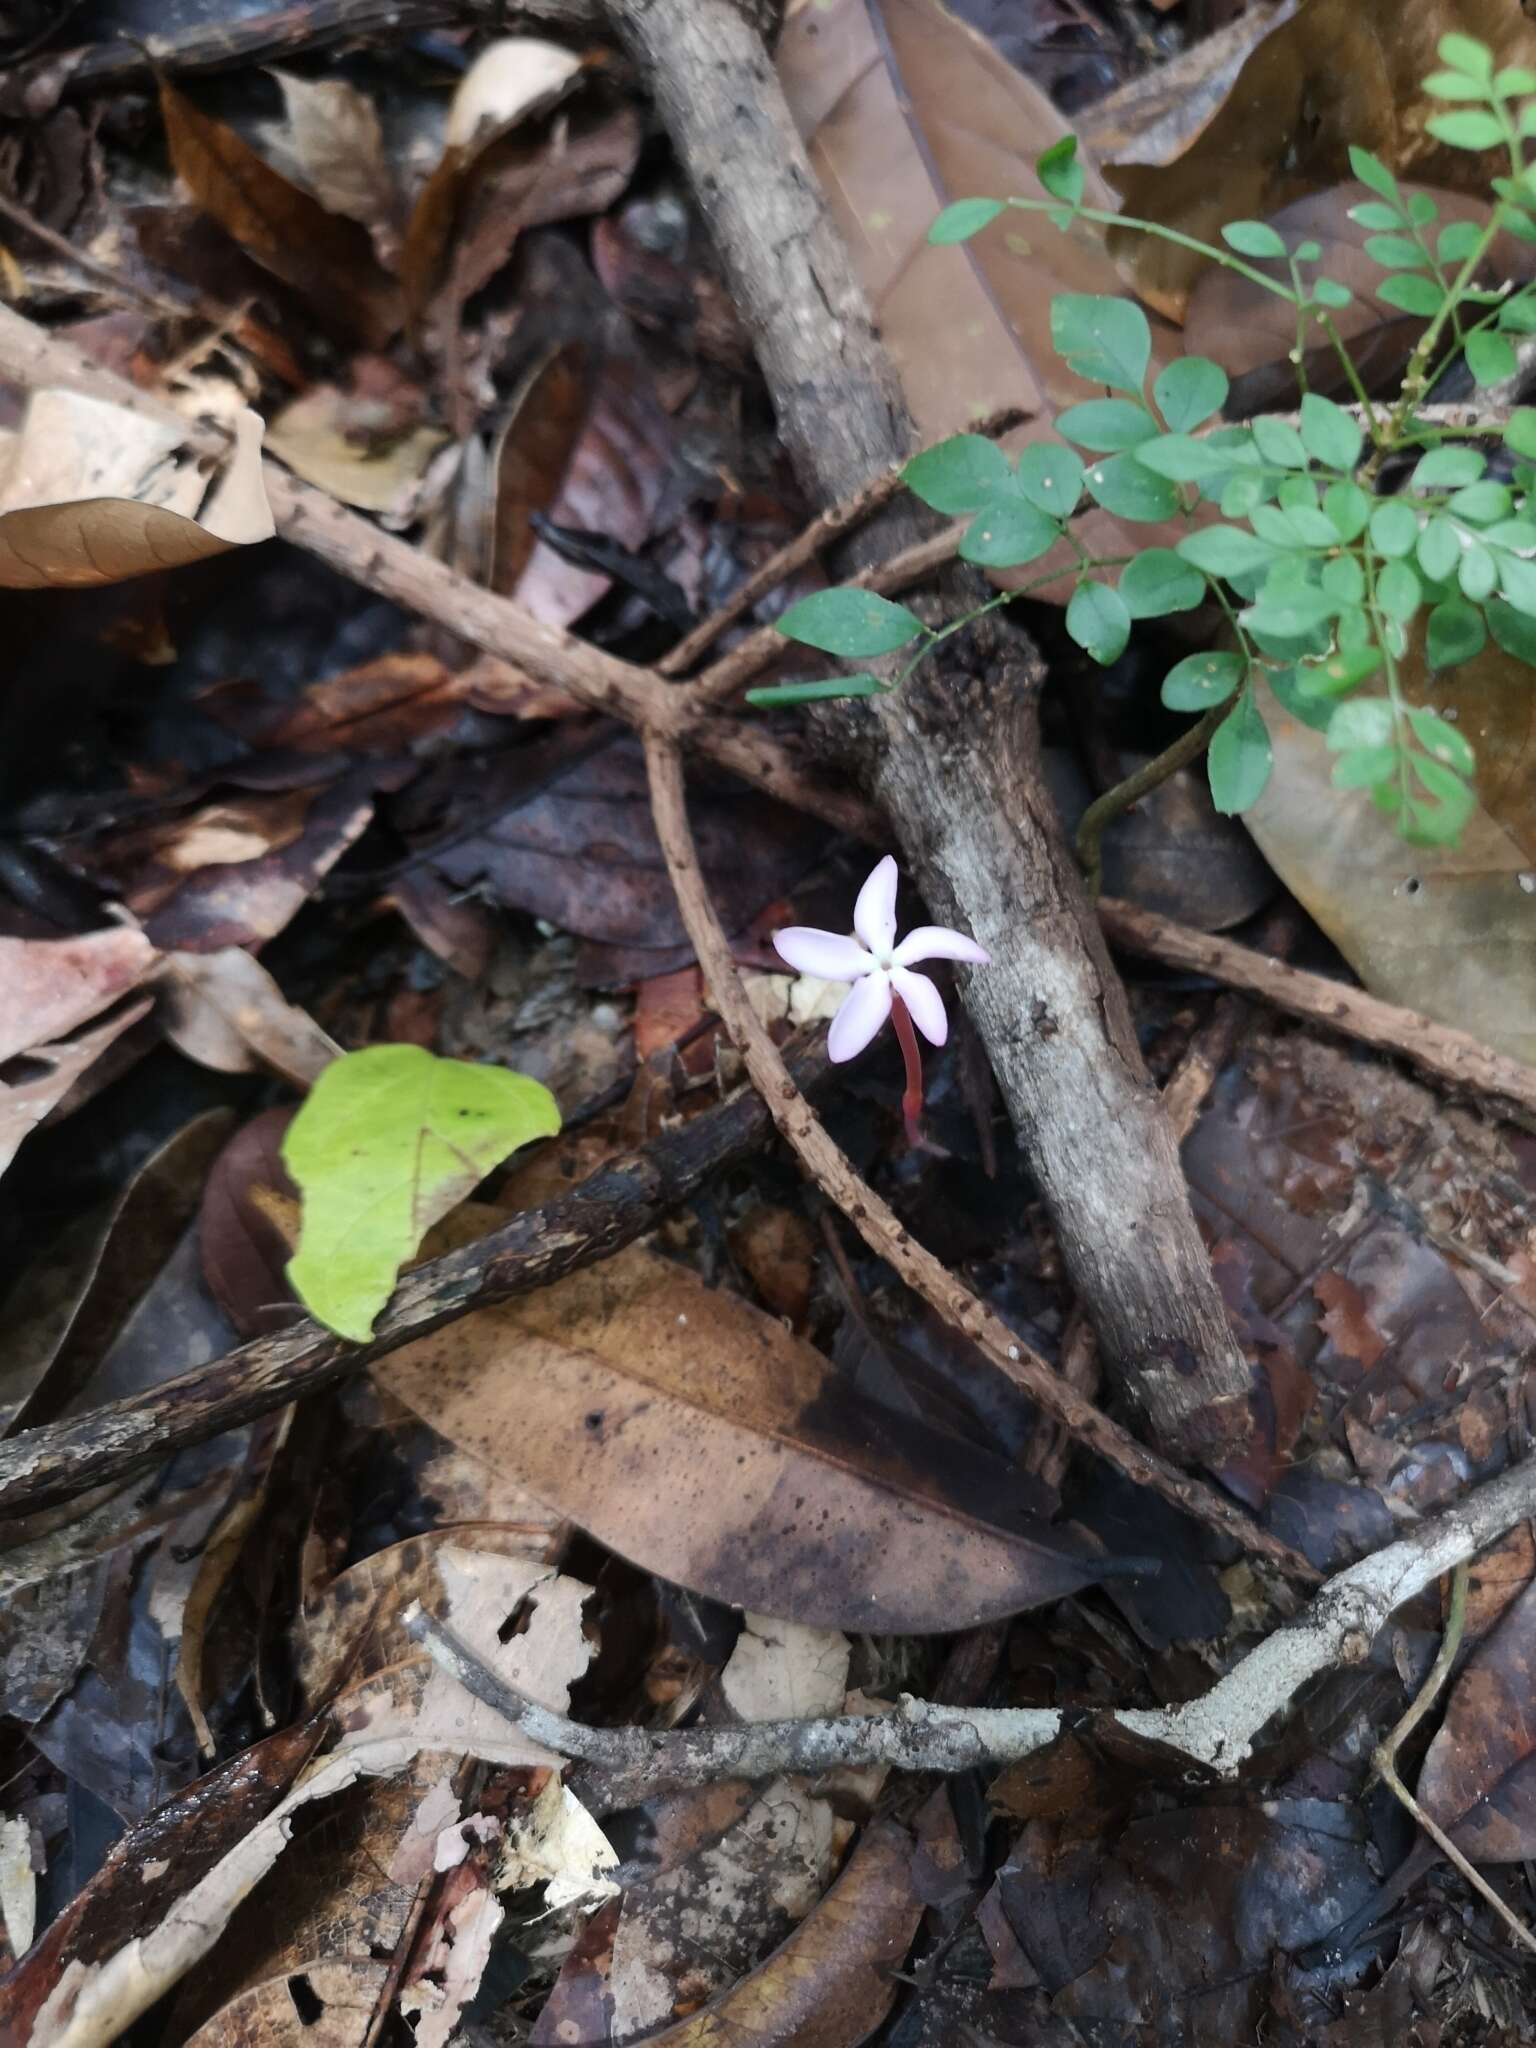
[610, 0, 1251, 1460]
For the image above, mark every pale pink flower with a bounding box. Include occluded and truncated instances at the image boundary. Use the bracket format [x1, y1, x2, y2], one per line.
[772, 855, 990, 1063]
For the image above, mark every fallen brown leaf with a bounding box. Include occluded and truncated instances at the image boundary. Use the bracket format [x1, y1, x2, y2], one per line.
[375, 1236, 1115, 1632]
[160, 77, 403, 348]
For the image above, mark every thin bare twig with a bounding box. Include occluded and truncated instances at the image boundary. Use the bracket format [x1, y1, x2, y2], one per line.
[659, 403, 1024, 679]
[641, 729, 1318, 1580]
[1100, 897, 1536, 1127]
[405, 1452, 1536, 1796]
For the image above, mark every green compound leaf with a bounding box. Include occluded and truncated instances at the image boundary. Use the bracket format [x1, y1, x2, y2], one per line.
[1376, 272, 1446, 316]
[1418, 513, 1462, 582]
[902, 433, 1013, 513]
[1368, 499, 1420, 558]
[1323, 480, 1371, 541]
[1269, 664, 1334, 732]
[1332, 742, 1402, 790]
[959, 496, 1060, 567]
[1426, 110, 1506, 149]
[1036, 135, 1084, 205]
[1161, 647, 1244, 710]
[1131, 432, 1230, 481]
[1015, 442, 1085, 517]
[1251, 415, 1308, 468]
[1297, 646, 1384, 698]
[1364, 233, 1431, 269]
[1425, 596, 1488, 669]
[1459, 541, 1498, 599]
[1175, 526, 1277, 576]
[1327, 696, 1396, 751]
[1507, 408, 1536, 458]
[1298, 393, 1364, 472]
[1050, 293, 1151, 395]
[1221, 219, 1289, 258]
[1465, 330, 1518, 386]
[1082, 450, 1181, 521]
[1347, 146, 1399, 198]
[284, 1044, 561, 1341]
[1411, 445, 1487, 489]
[1377, 559, 1423, 623]
[1152, 356, 1228, 432]
[1054, 398, 1157, 451]
[1437, 32, 1494, 81]
[777, 588, 923, 656]
[928, 197, 1004, 243]
[1408, 704, 1477, 777]
[1496, 550, 1536, 614]
[1446, 479, 1513, 523]
[1349, 201, 1406, 231]
[1311, 278, 1354, 309]
[1207, 684, 1272, 814]
[1066, 578, 1131, 664]
[1439, 219, 1485, 262]
[1117, 548, 1205, 618]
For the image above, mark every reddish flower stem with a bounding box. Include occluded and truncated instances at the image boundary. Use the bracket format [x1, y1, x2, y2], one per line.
[889, 992, 925, 1149]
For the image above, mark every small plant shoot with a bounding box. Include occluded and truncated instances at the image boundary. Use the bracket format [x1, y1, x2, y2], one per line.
[764, 32, 1536, 855]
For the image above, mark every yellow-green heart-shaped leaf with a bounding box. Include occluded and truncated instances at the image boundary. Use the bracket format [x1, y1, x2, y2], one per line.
[282, 1044, 560, 1340]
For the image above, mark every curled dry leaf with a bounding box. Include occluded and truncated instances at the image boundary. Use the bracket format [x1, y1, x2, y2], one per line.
[0, 389, 271, 588]
[400, 35, 592, 322]
[777, 0, 1161, 438]
[265, 382, 450, 518]
[261, 69, 398, 239]
[0, 925, 155, 1065]
[375, 1236, 1114, 1633]
[639, 1818, 921, 2048]
[0, 997, 154, 1183]
[158, 946, 338, 1087]
[1107, 0, 1536, 318]
[159, 77, 403, 347]
[24, 1549, 596, 2048]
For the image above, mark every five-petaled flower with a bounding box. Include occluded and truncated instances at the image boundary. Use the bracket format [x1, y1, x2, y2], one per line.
[772, 855, 990, 1063]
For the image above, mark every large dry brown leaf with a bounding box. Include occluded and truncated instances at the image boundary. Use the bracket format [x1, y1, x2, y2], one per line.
[0, 997, 154, 1183]
[0, 388, 272, 588]
[777, 0, 1157, 441]
[261, 70, 398, 239]
[157, 946, 339, 1087]
[1108, 0, 1536, 318]
[1419, 1570, 1536, 1862]
[160, 77, 403, 348]
[1243, 651, 1536, 1065]
[641, 1818, 921, 2048]
[0, 925, 155, 1064]
[375, 1237, 1113, 1633]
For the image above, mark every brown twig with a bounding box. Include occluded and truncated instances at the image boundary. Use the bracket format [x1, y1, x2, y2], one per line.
[1099, 897, 1536, 1126]
[405, 1454, 1536, 1797]
[658, 404, 1024, 679]
[640, 729, 1317, 1580]
[682, 522, 965, 711]
[0, 1035, 834, 1524]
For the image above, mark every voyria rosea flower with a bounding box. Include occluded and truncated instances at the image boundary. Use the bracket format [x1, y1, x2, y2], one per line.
[772, 855, 990, 1064]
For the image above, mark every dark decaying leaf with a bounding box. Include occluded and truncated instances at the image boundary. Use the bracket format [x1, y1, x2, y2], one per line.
[159, 77, 403, 347]
[182, 1958, 392, 2046]
[0, 1720, 323, 2045]
[993, 1801, 1378, 2046]
[1418, 1572, 1536, 1863]
[421, 732, 830, 983]
[376, 1237, 1117, 1632]
[490, 343, 598, 600]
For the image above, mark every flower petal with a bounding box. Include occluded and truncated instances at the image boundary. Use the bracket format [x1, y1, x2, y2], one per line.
[827, 971, 892, 1062]
[772, 927, 873, 980]
[853, 855, 899, 956]
[892, 925, 991, 968]
[891, 966, 948, 1047]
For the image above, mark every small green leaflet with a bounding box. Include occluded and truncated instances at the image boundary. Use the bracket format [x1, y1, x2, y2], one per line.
[902, 434, 1013, 513]
[1161, 648, 1244, 711]
[1118, 549, 1204, 618]
[1066, 579, 1131, 664]
[284, 1045, 561, 1341]
[1015, 443, 1084, 517]
[1036, 135, 1083, 206]
[777, 588, 923, 656]
[1050, 294, 1152, 395]
[959, 497, 1060, 567]
[1207, 686, 1272, 814]
[1425, 597, 1487, 669]
[1153, 356, 1228, 431]
[1298, 393, 1362, 471]
[1221, 220, 1288, 258]
[928, 197, 1004, 243]
[1055, 399, 1157, 451]
[1426, 110, 1506, 150]
[1465, 330, 1517, 386]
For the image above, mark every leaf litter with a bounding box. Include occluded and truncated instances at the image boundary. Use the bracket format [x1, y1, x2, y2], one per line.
[1, 3, 1536, 2043]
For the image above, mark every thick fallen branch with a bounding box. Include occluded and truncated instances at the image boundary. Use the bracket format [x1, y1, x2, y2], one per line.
[610, 0, 1255, 1465]
[642, 731, 1316, 1580]
[0, 1038, 832, 1526]
[408, 1447, 1536, 1798]
[1101, 897, 1536, 1126]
